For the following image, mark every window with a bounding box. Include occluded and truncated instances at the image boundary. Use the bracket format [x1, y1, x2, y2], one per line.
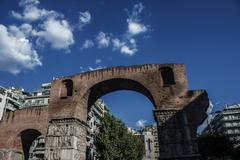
[0, 98, 2, 102]
[147, 139, 152, 152]
[60, 79, 73, 98]
[160, 67, 175, 86]
[0, 89, 5, 95]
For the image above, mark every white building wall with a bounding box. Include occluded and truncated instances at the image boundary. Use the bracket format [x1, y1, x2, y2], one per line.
[142, 131, 155, 160]
[0, 93, 7, 120]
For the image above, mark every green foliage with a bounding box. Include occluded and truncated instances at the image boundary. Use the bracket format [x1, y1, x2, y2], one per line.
[197, 134, 234, 160]
[94, 112, 144, 160]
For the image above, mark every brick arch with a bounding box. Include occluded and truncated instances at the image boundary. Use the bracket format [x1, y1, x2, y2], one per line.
[9, 127, 44, 149]
[0, 64, 210, 160]
[48, 64, 189, 122]
[15, 129, 42, 160]
[0, 107, 48, 152]
[45, 64, 209, 160]
[86, 78, 157, 110]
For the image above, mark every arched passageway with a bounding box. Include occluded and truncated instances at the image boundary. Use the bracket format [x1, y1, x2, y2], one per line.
[87, 78, 156, 111]
[85, 78, 157, 159]
[43, 64, 209, 160]
[19, 129, 42, 160]
[87, 89, 156, 159]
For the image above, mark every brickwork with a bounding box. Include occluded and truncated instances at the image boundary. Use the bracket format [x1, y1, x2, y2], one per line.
[0, 64, 209, 160]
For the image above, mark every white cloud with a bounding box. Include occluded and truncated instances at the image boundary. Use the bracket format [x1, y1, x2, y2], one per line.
[11, 0, 58, 22]
[11, 11, 23, 20]
[11, 0, 74, 51]
[81, 40, 94, 49]
[127, 21, 147, 36]
[96, 32, 111, 48]
[79, 65, 106, 72]
[81, 2, 149, 56]
[120, 45, 137, 56]
[128, 2, 144, 21]
[88, 66, 106, 71]
[0, 24, 41, 74]
[19, 23, 33, 35]
[126, 2, 148, 37]
[95, 59, 102, 64]
[8, 0, 78, 58]
[33, 17, 74, 50]
[136, 119, 147, 128]
[79, 11, 91, 29]
[112, 38, 124, 50]
[19, 0, 40, 7]
[112, 38, 137, 56]
[79, 66, 84, 72]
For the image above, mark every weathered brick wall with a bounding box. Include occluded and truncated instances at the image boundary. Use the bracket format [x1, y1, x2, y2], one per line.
[0, 64, 209, 160]
[0, 107, 49, 152]
[48, 64, 190, 121]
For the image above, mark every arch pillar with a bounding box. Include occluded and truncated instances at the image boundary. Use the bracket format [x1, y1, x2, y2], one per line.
[154, 109, 200, 160]
[0, 150, 23, 160]
[153, 91, 209, 160]
[44, 118, 87, 160]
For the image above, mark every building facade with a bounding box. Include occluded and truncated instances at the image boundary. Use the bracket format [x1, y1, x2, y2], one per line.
[23, 83, 51, 108]
[86, 99, 107, 160]
[141, 124, 159, 160]
[203, 104, 240, 146]
[0, 86, 26, 120]
[28, 135, 45, 160]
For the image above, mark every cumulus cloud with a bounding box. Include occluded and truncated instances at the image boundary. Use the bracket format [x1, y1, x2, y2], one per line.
[81, 40, 94, 49]
[127, 21, 147, 36]
[11, 0, 74, 51]
[79, 11, 91, 29]
[126, 2, 148, 37]
[88, 66, 106, 71]
[11, 0, 58, 22]
[81, 2, 149, 56]
[33, 17, 74, 50]
[120, 45, 137, 56]
[126, 2, 148, 36]
[128, 2, 144, 21]
[96, 32, 111, 48]
[19, 23, 33, 35]
[0, 24, 41, 74]
[95, 59, 102, 64]
[136, 119, 147, 128]
[79, 65, 106, 72]
[94, 31, 138, 56]
[19, 0, 40, 7]
[112, 38, 124, 50]
[112, 38, 137, 56]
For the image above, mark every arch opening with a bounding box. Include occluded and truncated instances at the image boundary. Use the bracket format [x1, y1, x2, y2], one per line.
[87, 78, 156, 111]
[160, 67, 175, 86]
[19, 129, 42, 160]
[60, 79, 73, 98]
[85, 78, 157, 160]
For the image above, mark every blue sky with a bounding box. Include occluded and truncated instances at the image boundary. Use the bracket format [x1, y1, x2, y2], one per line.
[1, 0, 240, 129]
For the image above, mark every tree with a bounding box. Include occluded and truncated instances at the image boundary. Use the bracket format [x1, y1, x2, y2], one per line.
[94, 112, 144, 160]
[197, 134, 234, 160]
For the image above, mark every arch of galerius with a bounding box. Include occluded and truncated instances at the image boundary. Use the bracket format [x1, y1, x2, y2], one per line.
[0, 64, 209, 160]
